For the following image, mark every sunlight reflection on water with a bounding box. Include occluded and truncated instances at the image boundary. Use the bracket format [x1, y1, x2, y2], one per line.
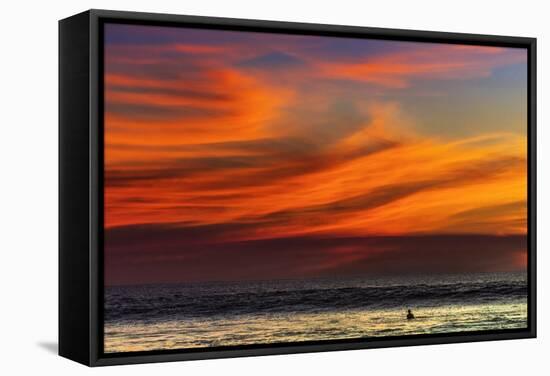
[104, 300, 527, 353]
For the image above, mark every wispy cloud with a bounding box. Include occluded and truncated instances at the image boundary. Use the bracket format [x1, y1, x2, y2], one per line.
[103, 24, 528, 284]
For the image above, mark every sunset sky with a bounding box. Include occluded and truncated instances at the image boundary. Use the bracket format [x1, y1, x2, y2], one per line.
[103, 23, 527, 285]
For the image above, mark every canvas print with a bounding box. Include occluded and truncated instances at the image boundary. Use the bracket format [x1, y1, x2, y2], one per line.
[103, 23, 528, 353]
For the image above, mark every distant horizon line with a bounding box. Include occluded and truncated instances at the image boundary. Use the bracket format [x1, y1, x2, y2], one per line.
[104, 268, 527, 288]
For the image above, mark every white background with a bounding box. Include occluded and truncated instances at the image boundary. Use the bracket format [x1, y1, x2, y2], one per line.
[0, 0, 547, 374]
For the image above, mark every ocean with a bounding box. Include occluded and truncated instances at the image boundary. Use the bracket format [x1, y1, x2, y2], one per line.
[104, 271, 528, 353]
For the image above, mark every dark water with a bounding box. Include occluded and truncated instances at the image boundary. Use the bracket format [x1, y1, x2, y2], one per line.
[104, 272, 528, 352]
[105, 272, 527, 323]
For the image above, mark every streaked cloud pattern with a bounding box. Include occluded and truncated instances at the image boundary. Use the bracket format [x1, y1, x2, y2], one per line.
[104, 24, 527, 285]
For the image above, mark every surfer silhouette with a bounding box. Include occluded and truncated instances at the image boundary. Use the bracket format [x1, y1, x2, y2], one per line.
[406, 309, 415, 320]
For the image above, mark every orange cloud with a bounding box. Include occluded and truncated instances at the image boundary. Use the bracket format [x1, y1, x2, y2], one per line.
[317, 44, 525, 88]
[102, 27, 528, 283]
[105, 98, 527, 239]
[104, 68, 294, 166]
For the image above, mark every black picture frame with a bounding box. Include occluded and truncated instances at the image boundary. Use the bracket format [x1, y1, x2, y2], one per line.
[59, 9, 537, 367]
